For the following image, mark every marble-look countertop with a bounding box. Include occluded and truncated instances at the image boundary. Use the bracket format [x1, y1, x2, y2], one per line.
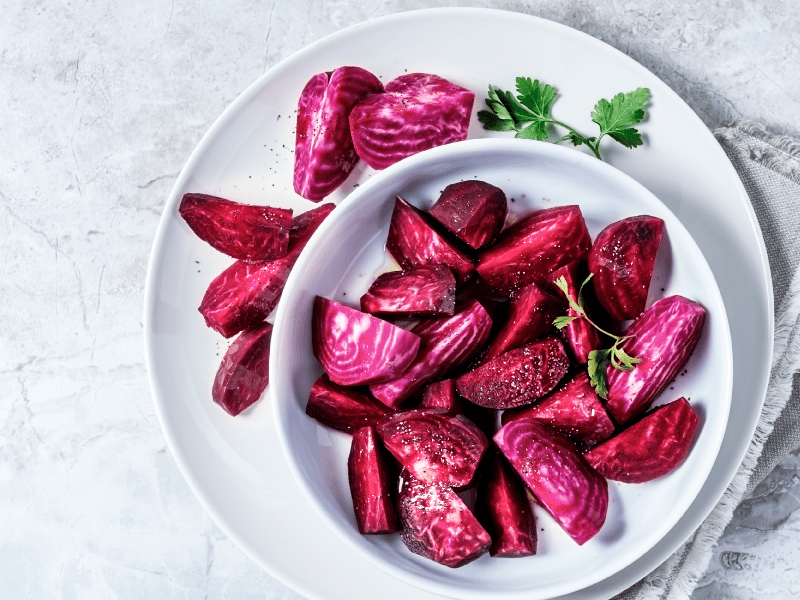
[2, 1, 798, 599]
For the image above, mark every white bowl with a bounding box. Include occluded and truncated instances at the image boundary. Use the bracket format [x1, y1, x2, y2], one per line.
[270, 138, 732, 600]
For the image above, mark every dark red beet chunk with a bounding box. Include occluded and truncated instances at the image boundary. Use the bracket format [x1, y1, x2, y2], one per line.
[349, 73, 475, 170]
[398, 471, 491, 568]
[475, 450, 537, 557]
[548, 261, 602, 364]
[360, 265, 456, 317]
[211, 322, 272, 416]
[589, 215, 665, 320]
[312, 297, 421, 386]
[606, 295, 706, 425]
[370, 300, 493, 408]
[584, 397, 699, 483]
[428, 180, 508, 249]
[494, 419, 608, 545]
[420, 379, 461, 414]
[179, 193, 292, 261]
[305, 374, 390, 434]
[386, 196, 475, 287]
[476, 204, 591, 296]
[348, 426, 400, 534]
[199, 203, 334, 338]
[294, 67, 384, 201]
[456, 337, 569, 409]
[501, 371, 615, 450]
[378, 409, 489, 489]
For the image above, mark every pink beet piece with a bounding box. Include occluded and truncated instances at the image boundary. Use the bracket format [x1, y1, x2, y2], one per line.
[378, 409, 489, 488]
[420, 379, 462, 414]
[589, 215, 665, 320]
[398, 470, 491, 568]
[494, 419, 608, 545]
[584, 397, 699, 483]
[312, 297, 421, 386]
[211, 322, 273, 416]
[370, 300, 493, 408]
[348, 426, 400, 534]
[501, 370, 615, 450]
[179, 193, 292, 261]
[199, 203, 335, 338]
[548, 261, 602, 364]
[428, 180, 508, 249]
[386, 196, 475, 288]
[305, 374, 390, 434]
[475, 449, 537, 557]
[294, 67, 384, 201]
[349, 73, 475, 170]
[360, 265, 456, 317]
[456, 337, 570, 409]
[606, 295, 706, 425]
[476, 204, 591, 296]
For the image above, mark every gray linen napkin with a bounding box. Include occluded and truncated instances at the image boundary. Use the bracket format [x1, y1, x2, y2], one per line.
[617, 120, 800, 600]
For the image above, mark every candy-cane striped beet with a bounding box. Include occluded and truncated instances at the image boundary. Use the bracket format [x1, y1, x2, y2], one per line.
[428, 180, 508, 249]
[305, 374, 390, 434]
[547, 260, 602, 364]
[211, 322, 273, 416]
[348, 426, 399, 534]
[360, 264, 456, 317]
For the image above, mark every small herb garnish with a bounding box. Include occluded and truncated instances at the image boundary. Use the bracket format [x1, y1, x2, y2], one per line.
[552, 274, 641, 398]
[478, 78, 650, 160]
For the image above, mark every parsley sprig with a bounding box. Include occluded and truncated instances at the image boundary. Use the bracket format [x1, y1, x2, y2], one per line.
[552, 274, 641, 399]
[478, 78, 650, 160]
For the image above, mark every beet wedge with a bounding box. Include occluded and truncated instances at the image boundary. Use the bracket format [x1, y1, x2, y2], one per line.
[386, 196, 475, 288]
[476, 204, 591, 296]
[305, 374, 390, 434]
[349, 73, 475, 170]
[378, 409, 489, 489]
[179, 193, 292, 261]
[420, 379, 462, 414]
[589, 215, 665, 320]
[606, 295, 706, 425]
[548, 261, 602, 364]
[211, 322, 273, 416]
[360, 265, 456, 317]
[501, 370, 615, 450]
[294, 66, 384, 201]
[348, 426, 400, 534]
[494, 419, 608, 545]
[199, 203, 335, 337]
[456, 337, 570, 409]
[369, 300, 493, 408]
[584, 397, 699, 483]
[428, 180, 508, 249]
[312, 297, 421, 386]
[398, 471, 491, 568]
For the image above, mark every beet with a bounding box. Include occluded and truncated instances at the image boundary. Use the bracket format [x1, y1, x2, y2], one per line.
[378, 409, 489, 488]
[348, 426, 400, 534]
[199, 203, 335, 337]
[312, 297, 421, 386]
[428, 180, 508, 249]
[476, 204, 591, 295]
[179, 193, 292, 261]
[369, 300, 493, 408]
[547, 261, 602, 364]
[211, 322, 273, 416]
[456, 337, 570, 409]
[305, 374, 390, 434]
[360, 265, 456, 317]
[294, 67, 384, 201]
[349, 73, 475, 170]
[606, 295, 706, 424]
[589, 215, 665, 320]
[494, 419, 608, 545]
[386, 196, 475, 288]
[501, 370, 615, 450]
[397, 471, 491, 568]
[420, 379, 461, 414]
[584, 397, 699, 483]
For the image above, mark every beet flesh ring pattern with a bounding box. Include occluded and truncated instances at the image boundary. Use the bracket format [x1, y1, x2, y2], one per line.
[294, 66, 384, 201]
[312, 297, 421, 386]
[348, 426, 400, 534]
[305, 374, 390, 434]
[494, 419, 608, 545]
[360, 264, 456, 317]
[349, 73, 475, 170]
[428, 180, 508, 249]
[211, 322, 273, 416]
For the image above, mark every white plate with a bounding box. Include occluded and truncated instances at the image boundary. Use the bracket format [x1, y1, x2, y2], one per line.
[143, 8, 772, 600]
[271, 139, 733, 600]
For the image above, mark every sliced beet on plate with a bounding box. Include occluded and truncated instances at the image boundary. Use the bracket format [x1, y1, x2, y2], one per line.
[211, 322, 273, 416]
[348, 426, 399, 534]
[547, 260, 602, 364]
[305, 374, 390, 434]
[360, 264, 456, 317]
[428, 180, 508, 249]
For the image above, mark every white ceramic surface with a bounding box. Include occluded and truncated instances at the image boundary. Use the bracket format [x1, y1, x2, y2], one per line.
[143, 8, 773, 600]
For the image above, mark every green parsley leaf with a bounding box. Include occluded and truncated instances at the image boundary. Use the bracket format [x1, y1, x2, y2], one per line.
[553, 315, 577, 330]
[591, 88, 650, 149]
[588, 349, 611, 399]
[515, 78, 557, 121]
